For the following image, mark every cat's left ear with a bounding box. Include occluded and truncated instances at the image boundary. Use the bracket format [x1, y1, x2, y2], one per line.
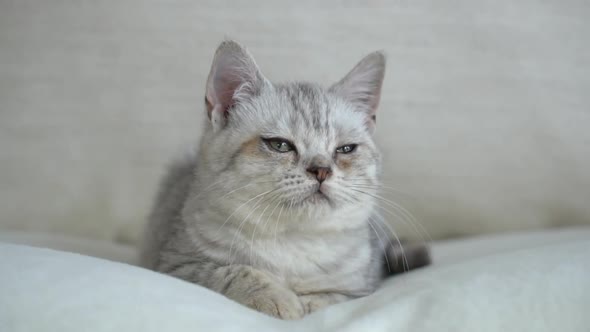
[329, 51, 386, 133]
[205, 40, 267, 131]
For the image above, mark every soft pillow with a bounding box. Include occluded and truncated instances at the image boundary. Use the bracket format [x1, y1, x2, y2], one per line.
[1, 229, 589, 332]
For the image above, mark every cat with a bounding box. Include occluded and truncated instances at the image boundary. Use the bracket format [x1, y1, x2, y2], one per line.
[139, 40, 430, 319]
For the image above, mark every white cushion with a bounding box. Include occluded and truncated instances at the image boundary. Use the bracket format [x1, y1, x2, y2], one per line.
[2, 228, 589, 332]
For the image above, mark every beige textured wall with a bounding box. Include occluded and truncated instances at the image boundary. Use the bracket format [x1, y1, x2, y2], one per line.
[1, 0, 589, 244]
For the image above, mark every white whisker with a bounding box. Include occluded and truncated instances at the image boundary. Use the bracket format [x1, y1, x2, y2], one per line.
[214, 180, 277, 203]
[228, 191, 275, 267]
[367, 217, 392, 274]
[216, 188, 276, 234]
[372, 213, 409, 272]
[349, 188, 431, 243]
[249, 192, 284, 267]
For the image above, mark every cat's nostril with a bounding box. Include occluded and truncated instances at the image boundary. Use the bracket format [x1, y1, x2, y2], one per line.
[306, 166, 333, 183]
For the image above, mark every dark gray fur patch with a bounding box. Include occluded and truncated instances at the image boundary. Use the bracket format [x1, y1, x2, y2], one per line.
[382, 241, 431, 276]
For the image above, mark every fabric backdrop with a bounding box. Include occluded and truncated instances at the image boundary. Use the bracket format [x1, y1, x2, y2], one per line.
[0, 0, 588, 245]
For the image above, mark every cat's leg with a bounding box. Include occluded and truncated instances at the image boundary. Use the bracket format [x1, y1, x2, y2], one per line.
[208, 265, 305, 319]
[298, 293, 352, 314]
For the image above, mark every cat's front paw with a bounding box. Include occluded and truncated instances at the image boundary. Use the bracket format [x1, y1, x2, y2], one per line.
[244, 287, 305, 320]
[213, 266, 305, 319]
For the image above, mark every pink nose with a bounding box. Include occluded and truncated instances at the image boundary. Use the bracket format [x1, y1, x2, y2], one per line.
[306, 166, 332, 183]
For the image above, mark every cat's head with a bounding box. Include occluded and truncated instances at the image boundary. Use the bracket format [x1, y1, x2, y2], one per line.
[198, 41, 385, 225]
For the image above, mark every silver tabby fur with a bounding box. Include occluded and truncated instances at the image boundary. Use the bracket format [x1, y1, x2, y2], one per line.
[140, 40, 427, 319]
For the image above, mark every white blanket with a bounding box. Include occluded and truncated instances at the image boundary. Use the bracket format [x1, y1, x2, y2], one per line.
[1, 228, 589, 332]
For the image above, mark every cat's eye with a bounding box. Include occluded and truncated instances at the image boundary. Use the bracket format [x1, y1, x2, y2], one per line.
[336, 144, 357, 154]
[264, 138, 295, 153]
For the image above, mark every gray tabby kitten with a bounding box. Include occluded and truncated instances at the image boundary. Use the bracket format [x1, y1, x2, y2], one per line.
[140, 40, 429, 319]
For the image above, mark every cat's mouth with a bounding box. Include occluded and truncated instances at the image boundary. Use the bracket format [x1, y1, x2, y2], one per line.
[306, 187, 331, 204]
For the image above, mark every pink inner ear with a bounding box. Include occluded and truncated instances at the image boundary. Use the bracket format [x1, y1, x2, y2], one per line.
[215, 67, 242, 104]
[206, 67, 241, 119]
[205, 42, 264, 123]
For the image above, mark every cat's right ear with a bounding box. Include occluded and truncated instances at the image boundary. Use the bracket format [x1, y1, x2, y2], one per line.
[329, 51, 386, 134]
[205, 40, 266, 131]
